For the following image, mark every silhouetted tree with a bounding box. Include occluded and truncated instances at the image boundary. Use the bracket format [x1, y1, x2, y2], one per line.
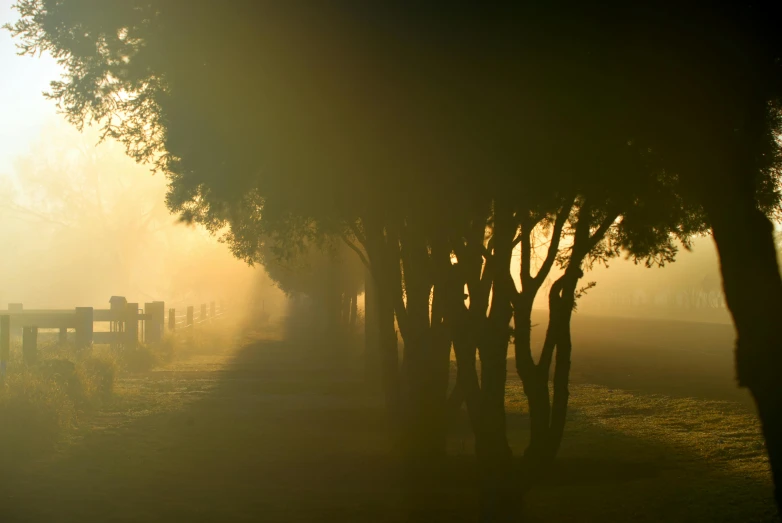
[259, 236, 364, 345]
[535, 5, 782, 510]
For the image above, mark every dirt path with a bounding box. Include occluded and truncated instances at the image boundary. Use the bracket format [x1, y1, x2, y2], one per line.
[2, 337, 413, 523]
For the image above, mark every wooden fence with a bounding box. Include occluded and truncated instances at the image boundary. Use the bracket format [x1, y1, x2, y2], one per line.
[0, 297, 226, 370]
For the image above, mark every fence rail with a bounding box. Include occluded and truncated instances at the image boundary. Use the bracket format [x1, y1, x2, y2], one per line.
[0, 297, 227, 371]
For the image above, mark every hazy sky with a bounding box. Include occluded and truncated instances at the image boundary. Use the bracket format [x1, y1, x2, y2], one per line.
[0, 0, 63, 177]
[0, 2, 273, 311]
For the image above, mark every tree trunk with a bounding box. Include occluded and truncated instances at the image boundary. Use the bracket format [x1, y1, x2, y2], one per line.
[401, 287, 449, 458]
[523, 369, 551, 462]
[445, 259, 481, 429]
[476, 205, 516, 522]
[363, 268, 381, 386]
[707, 198, 782, 511]
[377, 278, 401, 441]
[548, 308, 573, 460]
[545, 273, 579, 462]
[476, 326, 514, 522]
[324, 258, 343, 348]
[341, 291, 351, 330]
[515, 293, 550, 462]
[363, 220, 401, 443]
[449, 325, 480, 433]
[349, 291, 358, 330]
[397, 230, 454, 520]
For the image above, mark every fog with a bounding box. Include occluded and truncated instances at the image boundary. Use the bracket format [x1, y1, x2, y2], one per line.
[525, 235, 731, 323]
[2, 3, 779, 522]
[0, 121, 287, 317]
[0, 119, 732, 325]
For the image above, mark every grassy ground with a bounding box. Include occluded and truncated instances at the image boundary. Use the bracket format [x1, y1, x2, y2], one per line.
[1, 316, 777, 522]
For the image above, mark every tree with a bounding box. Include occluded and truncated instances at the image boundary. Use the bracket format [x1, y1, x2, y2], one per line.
[258, 235, 364, 344]
[548, 5, 782, 510]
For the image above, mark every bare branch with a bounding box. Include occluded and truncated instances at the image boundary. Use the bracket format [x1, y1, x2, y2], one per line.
[586, 211, 619, 252]
[533, 195, 576, 286]
[340, 233, 371, 271]
[7, 203, 72, 228]
[348, 220, 366, 246]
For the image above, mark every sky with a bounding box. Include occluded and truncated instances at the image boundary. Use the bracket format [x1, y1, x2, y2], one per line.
[0, 1, 283, 314]
[0, 1, 731, 322]
[0, 0, 62, 177]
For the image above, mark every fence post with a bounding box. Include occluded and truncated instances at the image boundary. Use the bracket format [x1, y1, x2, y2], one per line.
[144, 302, 165, 344]
[9, 303, 22, 339]
[22, 326, 38, 365]
[126, 303, 139, 350]
[59, 327, 67, 345]
[186, 306, 194, 329]
[0, 315, 9, 377]
[75, 307, 94, 349]
[169, 308, 176, 331]
[154, 301, 164, 340]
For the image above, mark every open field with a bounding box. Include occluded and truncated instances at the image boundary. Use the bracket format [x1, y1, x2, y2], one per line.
[1, 316, 777, 522]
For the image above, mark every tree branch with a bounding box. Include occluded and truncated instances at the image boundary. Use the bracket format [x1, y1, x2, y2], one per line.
[348, 221, 366, 246]
[533, 195, 576, 286]
[340, 232, 371, 271]
[586, 211, 619, 253]
[385, 224, 410, 341]
[538, 275, 567, 372]
[519, 219, 533, 291]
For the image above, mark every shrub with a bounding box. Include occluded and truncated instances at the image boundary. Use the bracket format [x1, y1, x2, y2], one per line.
[36, 343, 118, 409]
[0, 365, 76, 465]
[115, 336, 175, 373]
[75, 353, 117, 406]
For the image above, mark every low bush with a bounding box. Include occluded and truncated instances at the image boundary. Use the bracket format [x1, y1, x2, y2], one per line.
[0, 361, 77, 464]
[115, 336, 175, 373]
[0, 341, 121, 465]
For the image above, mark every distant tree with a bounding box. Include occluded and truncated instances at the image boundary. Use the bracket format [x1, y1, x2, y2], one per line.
[259, 236, 364, 341]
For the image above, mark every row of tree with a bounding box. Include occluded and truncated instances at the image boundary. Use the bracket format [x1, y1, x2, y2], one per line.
[8, 2, 781, 519]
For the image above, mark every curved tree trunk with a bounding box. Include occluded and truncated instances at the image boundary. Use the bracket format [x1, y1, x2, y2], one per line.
[377, 287, 400, 438]
[349, 291, 358, 330]
[476, 205, 516, 522]
[397, 231, 453, 521]
[363, 267, 381, 386]
[341, 291, 351, 330]
[362, 217, 401, 443]
[707, 199, 782, 511]
[448, 329, 480, 432]
[546, 273, 579, 461]
[514, 204, 613, 497]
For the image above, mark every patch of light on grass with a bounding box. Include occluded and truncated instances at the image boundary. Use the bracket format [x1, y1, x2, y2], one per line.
[506, 382, 770, 483]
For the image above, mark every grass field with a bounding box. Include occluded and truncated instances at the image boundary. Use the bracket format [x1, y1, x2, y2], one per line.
[0, 315, 777, 522]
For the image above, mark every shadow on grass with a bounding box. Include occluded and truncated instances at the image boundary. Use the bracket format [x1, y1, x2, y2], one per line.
[1, 335, 777, 523]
